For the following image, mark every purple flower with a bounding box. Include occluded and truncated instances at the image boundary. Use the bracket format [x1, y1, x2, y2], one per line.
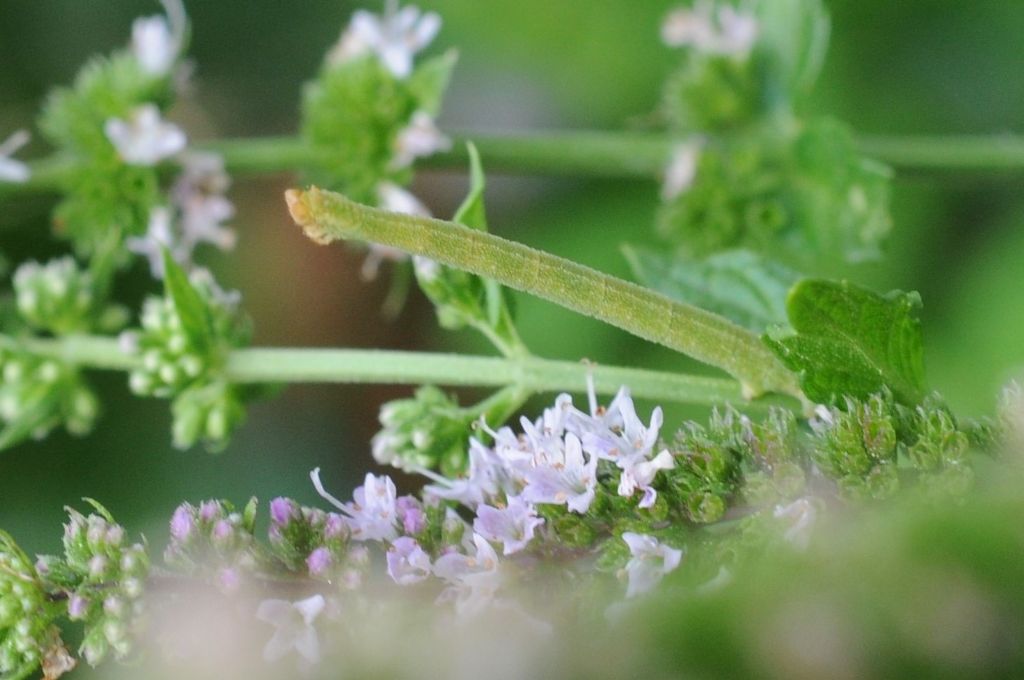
[620, 532, 683, 598]
[270, 497, 300, 527]
[198, 500, 220, 522]
[218, 567, 241, 593]
[169, 504, 195, 542]
[212, 519, 234, 544]
[396, 495, 426, 535]
[68, 594, 89, 620]
[521, 433, 598, 514]
[386, 537, 432, 585]
[473, 496, 544, 555]
[324, 513, 347, 541]
[306, 547, 333, 577]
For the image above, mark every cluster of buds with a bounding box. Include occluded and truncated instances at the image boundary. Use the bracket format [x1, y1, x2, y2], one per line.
[13, 257, 103, 335]
[128, 294, 208, 398]
[47, 505, 149, 666]
[372, 386, 477, 475]
[125, 261, 251, 451]
[810, 394, 900, 499]
[267, 498, 366, 589]
[0, 532, 58, 676]
[0, 346, 98, 450]
[164, 499, 257, 591]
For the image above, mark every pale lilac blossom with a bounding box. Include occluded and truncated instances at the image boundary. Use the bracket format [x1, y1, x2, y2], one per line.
[104, 104, 186, 166]
[617, 448, 676, 508]
[576, 379, 675, 507]
[306, 547, 333, 577]
[256, 594, 326, 664]
[0, 130, 30, 183]
[311, 468, 399, 541]
[473, 496, 544, 555]
[396, 495, 426, 535]
[328, 2, 442, 78]
[386, 536, 433, 585]
[521, 433, 598, 514]
[421, 438, 508, 509]
[621, 532, 684, 598]
[391, 110, 451, 169]
[169, 504, 194, 541]
[433, 533, 502, 617]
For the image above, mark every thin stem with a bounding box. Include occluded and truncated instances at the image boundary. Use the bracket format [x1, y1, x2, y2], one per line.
[7, 131, 1024, 200]
[286, 188, 800, 398]
[17, 334, 783, 408]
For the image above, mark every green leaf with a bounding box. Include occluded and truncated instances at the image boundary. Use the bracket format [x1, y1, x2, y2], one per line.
[625, 248, 799, 332]
[764, 279, 926, 405]
[406, 49, 458, 116]
[161, 250, 212, 352]
[242, 497, 259, 535]
[755, 0, 831, 106]
[452, 142, 487, 231]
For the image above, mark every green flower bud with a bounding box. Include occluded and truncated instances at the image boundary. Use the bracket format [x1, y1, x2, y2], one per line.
[12, 256, 128, 337]
[372, 386, 474, 475]
[0, 531, 55, 678]
[813, 394, 900, 499]
[0, 346, 99, 451]
[52, 504, 148, 667]
[170, 382, 246, 453]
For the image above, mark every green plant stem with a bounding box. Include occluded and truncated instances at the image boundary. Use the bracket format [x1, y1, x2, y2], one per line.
[7, 131, 1024, 200]
[287, 187, 800, 398]
[16, 334, 784, 408]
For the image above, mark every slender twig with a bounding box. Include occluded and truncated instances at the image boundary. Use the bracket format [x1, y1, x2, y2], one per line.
[6, 130, 1024, 201]
[16, 334, 787, 409]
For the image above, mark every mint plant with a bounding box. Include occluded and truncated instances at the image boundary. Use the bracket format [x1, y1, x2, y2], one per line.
[0, 0, 1021, 677]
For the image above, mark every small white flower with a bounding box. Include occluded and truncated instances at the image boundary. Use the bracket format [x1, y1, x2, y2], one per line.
[256, 594, 325, 664]
[0, 129, 31, 183]
[617, 449, 676, 509]
[391, 110, 451, 169]
[661, 1, 759, 57]
[773, 498, 817, 550]
[131, 0, 187, 76]
[620, 532, 684, 598]
[127, 206, 177, 277]
[661, 140, 702, 201]
[104, 104, 186, 166]
[311, 468, 399, 541]
[328, 2, 442, 78]
[473, 496, 544, 556]
[433, 533, 502, 618]
[173, 152, 236, 251]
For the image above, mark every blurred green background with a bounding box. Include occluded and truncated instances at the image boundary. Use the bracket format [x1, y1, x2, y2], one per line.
[1, 0, 1023, 563]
